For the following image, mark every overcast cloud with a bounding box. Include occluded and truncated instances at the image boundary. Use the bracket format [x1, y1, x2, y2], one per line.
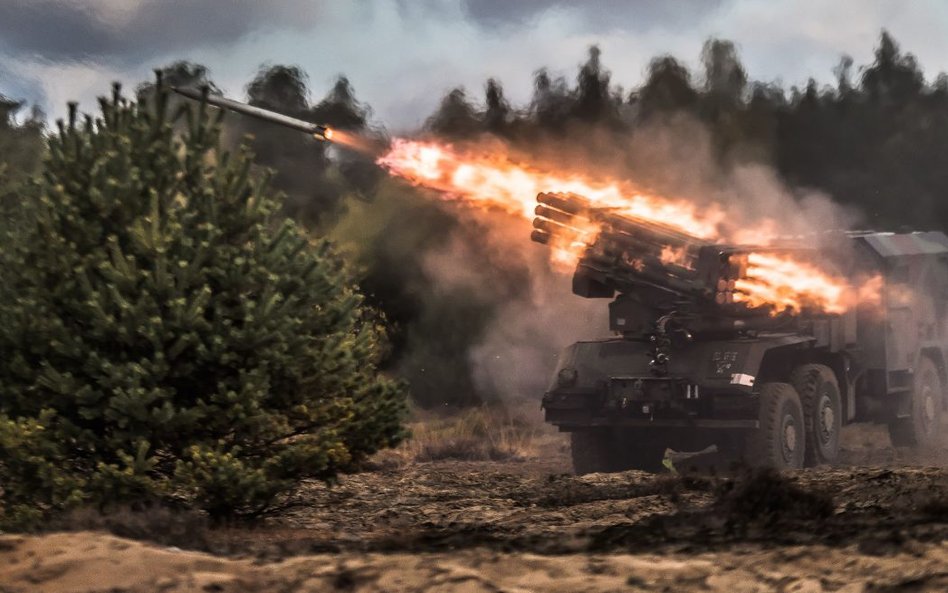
[2, 0, 948, 128]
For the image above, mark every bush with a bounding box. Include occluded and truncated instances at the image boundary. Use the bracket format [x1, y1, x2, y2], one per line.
[0, 81, 407, 526]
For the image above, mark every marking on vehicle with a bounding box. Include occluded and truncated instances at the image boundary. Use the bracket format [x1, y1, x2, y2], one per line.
[711, 350, 739, 375]
[730, 373, 755, 386]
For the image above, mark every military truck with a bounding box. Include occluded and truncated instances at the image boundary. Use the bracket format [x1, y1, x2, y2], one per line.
[532, 192, 948, 472]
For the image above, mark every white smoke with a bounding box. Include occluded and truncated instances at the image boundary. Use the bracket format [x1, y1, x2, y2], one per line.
[421, 211, 605, 403]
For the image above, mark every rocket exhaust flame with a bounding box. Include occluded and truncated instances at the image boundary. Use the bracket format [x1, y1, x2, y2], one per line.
[377, 140, 720, 237]
[377, 139, 879, 316]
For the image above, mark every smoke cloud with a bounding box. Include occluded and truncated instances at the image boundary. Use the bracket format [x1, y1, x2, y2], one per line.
[420, 211, 604, 403]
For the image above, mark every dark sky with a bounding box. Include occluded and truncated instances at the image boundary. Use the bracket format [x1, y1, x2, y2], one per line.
[0, 0, 944, 127]
[0, 1, 320, 64]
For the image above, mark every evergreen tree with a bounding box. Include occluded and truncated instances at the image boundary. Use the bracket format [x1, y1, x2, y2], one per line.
[240, 65, 378, 226]
[483, 78, 511, 134]
[635, 56, 699, 121]
[426, 88, 482, 138]
[0, 96, 44, 207]
[572, 46, 619, 125]
[0, 80, 406, 526]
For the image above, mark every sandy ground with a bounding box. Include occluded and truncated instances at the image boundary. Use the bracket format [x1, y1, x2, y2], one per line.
[2, 531, 946, 593]
[2, 423, 947, 592]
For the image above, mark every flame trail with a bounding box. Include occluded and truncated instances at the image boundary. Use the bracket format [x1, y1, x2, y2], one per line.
[378, 139, 721, 237]
[377, 138, 875, 315]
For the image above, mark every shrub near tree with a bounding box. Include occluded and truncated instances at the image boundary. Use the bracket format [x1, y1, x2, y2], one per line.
[0, 81, 406, 527]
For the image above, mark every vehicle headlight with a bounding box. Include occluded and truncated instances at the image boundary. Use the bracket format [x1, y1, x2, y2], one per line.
[557, 367, 578, 387]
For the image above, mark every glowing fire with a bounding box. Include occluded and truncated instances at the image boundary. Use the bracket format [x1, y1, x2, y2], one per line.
[733, 253, 880, 314]
[377, 138, 875, 315]
[659, 245, 692, 268]
[378, 139, 721, 236]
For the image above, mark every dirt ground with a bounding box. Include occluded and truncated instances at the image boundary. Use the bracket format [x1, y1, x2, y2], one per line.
[2, 423, 948, 592]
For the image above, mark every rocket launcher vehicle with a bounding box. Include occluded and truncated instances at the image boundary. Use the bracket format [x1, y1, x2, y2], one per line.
[534, 190, 948, 465]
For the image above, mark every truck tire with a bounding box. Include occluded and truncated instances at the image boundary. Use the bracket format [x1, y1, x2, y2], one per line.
[791, 364, 842, 466]
[571, 430, 620, 474]
[746, 382, 806, 469]
[888, 357, 943, 448]
[614, 429, 667, 473]
[570, 429, 665, 474]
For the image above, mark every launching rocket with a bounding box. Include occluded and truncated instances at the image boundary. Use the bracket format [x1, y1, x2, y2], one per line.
[171, 86, 334, 142]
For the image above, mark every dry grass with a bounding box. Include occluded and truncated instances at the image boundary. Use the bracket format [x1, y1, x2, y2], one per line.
[368, 404, 562, 468]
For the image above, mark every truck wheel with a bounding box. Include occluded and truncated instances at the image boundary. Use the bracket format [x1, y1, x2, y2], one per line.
[746, 382, 805, 469]
[888, 357, 943, 448]
[791, 364, 842, 466]
[570, 430, 665, 474]
[571, 430, 620, 474]
[614, 429, 667, 473]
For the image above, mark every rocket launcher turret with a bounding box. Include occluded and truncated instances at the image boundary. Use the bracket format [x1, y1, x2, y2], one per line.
[531, 192, 753, 306]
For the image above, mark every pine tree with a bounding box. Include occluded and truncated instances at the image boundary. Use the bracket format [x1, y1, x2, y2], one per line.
[0, 79, 406, 525]
[0, 96, 45, 219]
